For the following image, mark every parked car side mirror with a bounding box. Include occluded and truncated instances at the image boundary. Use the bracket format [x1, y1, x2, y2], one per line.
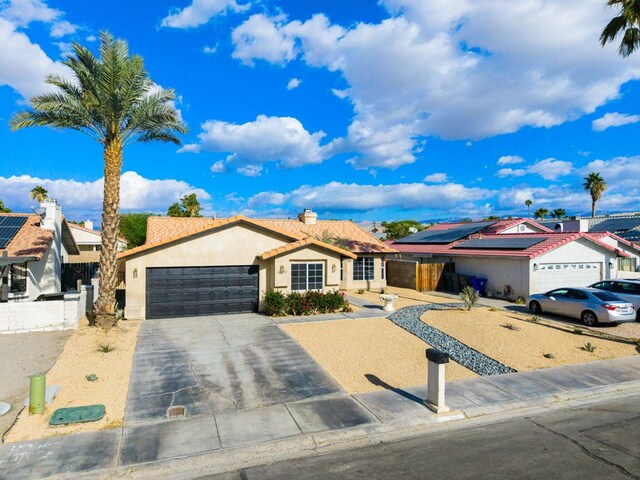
[549, 296, 556, 301]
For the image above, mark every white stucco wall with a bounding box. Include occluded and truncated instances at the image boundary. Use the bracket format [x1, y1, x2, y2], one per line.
[269, 246, 343, 293]
[0, 291, 84, 333]
[433, 255, 530, 299]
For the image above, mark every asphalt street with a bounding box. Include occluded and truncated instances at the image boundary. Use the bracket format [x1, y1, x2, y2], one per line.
[204, 395, 640, 480]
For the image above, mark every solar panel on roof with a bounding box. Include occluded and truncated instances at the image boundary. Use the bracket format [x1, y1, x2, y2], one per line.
[0, 216, 28, 248]
[591, 217, 640, 232]
[394, 221, 495, 244]
[453, 237, 545, 250]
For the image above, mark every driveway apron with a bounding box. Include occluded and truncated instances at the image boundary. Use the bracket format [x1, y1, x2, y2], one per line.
[124, 314, 344, 424]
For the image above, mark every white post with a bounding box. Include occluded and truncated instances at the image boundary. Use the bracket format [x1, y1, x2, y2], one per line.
[424, 348, 450, 414]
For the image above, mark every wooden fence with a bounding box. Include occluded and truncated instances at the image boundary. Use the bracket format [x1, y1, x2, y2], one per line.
[386, 260, 454, 292]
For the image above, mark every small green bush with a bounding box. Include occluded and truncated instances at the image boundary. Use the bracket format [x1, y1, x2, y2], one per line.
[86, 374, 98, 382]
[357, 288, 365, 294]
[262, 290, 351, 317]
[501, 323, 520, 331]
[459, 286, 480, 311]
[581, 342, 597, 353]
[98, 342, 115, 353]
[263, 290, 287, 316]
[543, 353, 555, 359]
[573, 328, 583, 335]
[530, 315, 540, 323]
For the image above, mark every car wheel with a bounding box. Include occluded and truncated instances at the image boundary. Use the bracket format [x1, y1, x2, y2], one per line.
[581, 310, 598, 326]
[529, 301, 541, 314]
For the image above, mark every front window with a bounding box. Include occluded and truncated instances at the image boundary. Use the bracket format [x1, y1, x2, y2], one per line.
[381, 260, 385, 280]
[291, 263, 324, 291]
[353, 257, 374, 281]
[9, 263, 27, 293]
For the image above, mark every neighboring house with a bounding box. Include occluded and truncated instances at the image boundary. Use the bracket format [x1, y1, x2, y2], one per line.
[65, 221, 127, 263]
[118, 209, 395, 320]
[0, 200, 79, 302]
[389, 218, 640, 299]
[540, 213, 640, 235]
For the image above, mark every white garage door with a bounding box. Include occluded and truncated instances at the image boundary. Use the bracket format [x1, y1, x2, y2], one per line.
[536, 262, 602, 293]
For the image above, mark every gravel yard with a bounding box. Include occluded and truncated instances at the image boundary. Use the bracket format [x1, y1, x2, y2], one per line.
[4, 318, 141, 443]
[281, 317, 477, 394]
[422, 307, 639, 372]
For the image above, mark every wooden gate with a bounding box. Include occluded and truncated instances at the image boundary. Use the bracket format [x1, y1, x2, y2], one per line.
[416, 262, 454, 292]
[386, 260, 454, 292]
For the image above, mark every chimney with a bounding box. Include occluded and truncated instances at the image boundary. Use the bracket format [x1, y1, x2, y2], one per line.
[298, 208, 318, 225]
[84, 220, 94, 230]
[40, 199, 62, 292]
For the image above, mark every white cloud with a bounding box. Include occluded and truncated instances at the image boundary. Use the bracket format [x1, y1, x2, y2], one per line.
[54, 41, 73, 57]
[50, 19, 76, 37]
[592, 112, 640, 131]
[423, 172, 447, 183]
[497, 168, 526, 178]
[202, 44, 217, 54]
[0, 17, 67, 98]
[86, 34, 96, 42]
[231, 2, 640, 169]
[579, 156, 640, 191]
[497, 155, 524, 165]
[161, 0, 249, 28]
[332, 88, 349, 99]
[0, 171, 211, 220]
[286, 77, 301, 90]
[247, 181, 492, 212]
[527, 158, 573, 180]
[232, 14, 298, 65]
[496, 158, 572, 180]
[0, 0, 59, 26]
[180, 115, 327, 175]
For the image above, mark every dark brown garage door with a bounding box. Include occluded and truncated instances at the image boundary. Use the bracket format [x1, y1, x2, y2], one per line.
[145, 266, 259, 319]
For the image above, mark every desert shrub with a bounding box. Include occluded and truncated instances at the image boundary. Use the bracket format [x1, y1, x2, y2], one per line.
[460, 286, 480, 311]
[515, 296, 525, 305]
[501, 323, 520, 331]
[581, 342, 597, 353]
[263, 290, 287, 316]
[97, 342, 115, 353]
[357, 288, 365, 294]
[530, 315, 540, 323]
[543, 353, 555, 359]
[262, 290, 350, 316]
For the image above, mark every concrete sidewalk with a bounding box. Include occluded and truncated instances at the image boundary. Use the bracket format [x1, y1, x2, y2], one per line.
[1, 354, 639, 480]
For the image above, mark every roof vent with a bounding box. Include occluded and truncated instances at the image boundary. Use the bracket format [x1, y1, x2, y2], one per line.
[518, 225, 525, 232]
[298, 209, 318, 225]
[555, 223, 563, 232]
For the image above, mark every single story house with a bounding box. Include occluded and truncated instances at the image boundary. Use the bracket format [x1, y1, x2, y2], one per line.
[66, 221, 127, 263]
[389, 218, 640, 299]
[118, 209, 396, 319]
[1, 199, 79, 302]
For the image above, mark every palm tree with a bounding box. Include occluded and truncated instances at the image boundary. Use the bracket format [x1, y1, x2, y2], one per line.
[600, 0, 640, 57]
[30, 185, 48, 204]
[550, 208, 567, 220]
[525, 199, 533, 219]
[583, 172, 607, 217]
[0, 199, 11, 213]
[534, 208, 549, 220]
[10, 32, 187, 326]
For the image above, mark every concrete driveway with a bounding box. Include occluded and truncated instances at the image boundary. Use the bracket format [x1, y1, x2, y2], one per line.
[125, 314, 345, 424]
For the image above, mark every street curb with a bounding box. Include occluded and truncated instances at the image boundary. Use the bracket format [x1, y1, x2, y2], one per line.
[53, 384, 640, 480]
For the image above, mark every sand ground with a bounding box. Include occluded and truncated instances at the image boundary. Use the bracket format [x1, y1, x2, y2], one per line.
[4, 318, 141, 443]
[351, 286, 455, 309]
[282, 317, 477, 394]
[422, 307, 639, 371]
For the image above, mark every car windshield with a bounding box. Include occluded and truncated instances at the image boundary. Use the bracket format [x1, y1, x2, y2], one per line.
[593, 292, 623, 302]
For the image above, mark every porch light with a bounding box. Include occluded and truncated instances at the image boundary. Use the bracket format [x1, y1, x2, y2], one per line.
[609, 260, 615, 269]
[279, 265, 287, 275]
[533, 263, 538, 271]
[133, 268, 138, 279]
[331, 264, 337, 273]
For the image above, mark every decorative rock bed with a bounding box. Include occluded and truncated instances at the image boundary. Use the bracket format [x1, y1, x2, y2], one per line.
[387, 304, 516, 376]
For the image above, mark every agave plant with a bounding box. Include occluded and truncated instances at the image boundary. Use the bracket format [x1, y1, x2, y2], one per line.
[460, 286, 480, 311]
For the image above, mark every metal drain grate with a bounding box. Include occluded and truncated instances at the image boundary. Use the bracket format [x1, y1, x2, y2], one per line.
[167, 405, 186, 419]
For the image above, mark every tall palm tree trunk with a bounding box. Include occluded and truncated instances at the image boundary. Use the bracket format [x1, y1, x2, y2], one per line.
[96, 139, 123, 322]
[591, 200, 596, 217]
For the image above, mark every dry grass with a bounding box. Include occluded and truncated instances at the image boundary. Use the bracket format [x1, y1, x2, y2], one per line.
[421, 308, 638, 371]
[4, 318, 141, 443]
[282, 317, 477, 394]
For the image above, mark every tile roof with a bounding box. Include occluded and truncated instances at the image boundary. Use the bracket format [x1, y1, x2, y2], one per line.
[68, 222, 126, 244]
[390, 232, 630, 259]
[0, 214, 54, 260]
[120, 215, 304, 259]
[144, 216, 394, 254]
[254, 219, 396, 253]
[257, 238, 357, 260]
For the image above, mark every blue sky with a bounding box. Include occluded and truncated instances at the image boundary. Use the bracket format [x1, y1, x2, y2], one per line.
[1, 0, 640, 223]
